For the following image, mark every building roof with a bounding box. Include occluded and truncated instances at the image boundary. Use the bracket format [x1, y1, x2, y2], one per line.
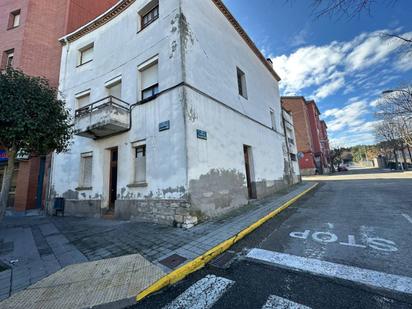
[306, 100, 321, 115]
[59, 0, 281, 81]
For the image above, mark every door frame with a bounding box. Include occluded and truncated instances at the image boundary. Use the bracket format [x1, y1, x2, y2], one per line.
[243, 145, 257, 199]
[108, 147, 118, 211]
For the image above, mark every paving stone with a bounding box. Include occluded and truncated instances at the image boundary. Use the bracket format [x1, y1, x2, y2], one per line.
[0, 182, 312, 306]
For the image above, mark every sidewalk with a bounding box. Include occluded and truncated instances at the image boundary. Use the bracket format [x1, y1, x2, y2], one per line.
[0, 182, 317, 308]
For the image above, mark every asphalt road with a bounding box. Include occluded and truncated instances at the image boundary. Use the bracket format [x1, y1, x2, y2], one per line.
[134, 169, 412, 309]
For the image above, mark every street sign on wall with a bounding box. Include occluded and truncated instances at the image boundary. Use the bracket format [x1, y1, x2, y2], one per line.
[0, 150, 7, 162]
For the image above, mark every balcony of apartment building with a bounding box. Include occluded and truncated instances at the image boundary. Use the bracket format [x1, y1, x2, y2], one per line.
[73, 94, 130, 139]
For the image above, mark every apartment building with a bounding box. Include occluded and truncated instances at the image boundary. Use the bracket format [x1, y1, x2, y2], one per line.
[281, 96, 330, 175]
[0, 0, 118, 212]
[50, 0, 300, 227]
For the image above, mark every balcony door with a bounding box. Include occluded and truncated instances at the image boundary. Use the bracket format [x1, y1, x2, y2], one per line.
[109, 148, 118, 211]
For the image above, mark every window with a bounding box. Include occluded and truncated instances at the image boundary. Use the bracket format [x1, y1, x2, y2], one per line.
[2, 49, 14, 69]
[270, 109, 276, 129]
[79, 44, 94, 66]
[140, 61, 159, 100]
[8, 10, 21, 29]
[134, 145, 146, 183]
[106, 80, 122, 99]
[141, 5, 159, 30]
[287, 128, 295, 145]
[237, 67, 247, 99]
[80, 152, 93, 188]
[290, 153, 297, 161]
[76, 91, 91, 109]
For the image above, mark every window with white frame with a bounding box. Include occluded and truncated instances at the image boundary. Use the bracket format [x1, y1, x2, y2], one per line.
[76, 91, 91, 109]
[78, 44, 94, 66]
[134, 144, 146, 183]
[106, 79, 122, 99]
[8, 10, 21, 29]
[3, 49, 14, 68]
[237, 67, 247, 99]
[80, 152, 93, 188]
[270, 109, 276, 129]
[139, 1, 159, 30]
[140, 60, 159, 100]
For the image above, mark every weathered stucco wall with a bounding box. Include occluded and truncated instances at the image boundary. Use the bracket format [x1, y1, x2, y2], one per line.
[183, 88, 288, 218]
[51, 0, 300, 225]
[179, 0, 291, 218]
[52, 0, 189, 217]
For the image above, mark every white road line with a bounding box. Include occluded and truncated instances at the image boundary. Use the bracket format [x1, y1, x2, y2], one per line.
[262, 295, 311, 309]
[246, 248, 412, 295]
[402, 213, 412, 224]
[162, 275, 234, 309]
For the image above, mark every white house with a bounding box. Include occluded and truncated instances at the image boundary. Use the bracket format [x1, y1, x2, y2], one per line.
[50, 0, 300, 227]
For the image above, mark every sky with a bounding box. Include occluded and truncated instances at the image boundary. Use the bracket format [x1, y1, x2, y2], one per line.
[223, 0, 412, 147]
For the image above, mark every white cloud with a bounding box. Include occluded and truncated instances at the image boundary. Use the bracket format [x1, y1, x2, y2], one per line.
[345, 33, 403, 71]
[272, 29, 411, 100]
[313, 78, 345, 100]
[396, 50, 412, 71]
[330, 132, 376, 147]
[324, 100, 369, 132]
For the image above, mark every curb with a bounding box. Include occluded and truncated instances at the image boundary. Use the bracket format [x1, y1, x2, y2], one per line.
[135, 182, 319, 302]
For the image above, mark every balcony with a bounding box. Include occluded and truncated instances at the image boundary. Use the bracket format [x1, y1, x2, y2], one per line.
[74, 96, 130, 139]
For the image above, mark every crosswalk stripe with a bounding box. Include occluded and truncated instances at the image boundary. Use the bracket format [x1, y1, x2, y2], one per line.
[262, 295, 311, 309]
[247, 248, 412, 295]
[162, 275, 234, 309]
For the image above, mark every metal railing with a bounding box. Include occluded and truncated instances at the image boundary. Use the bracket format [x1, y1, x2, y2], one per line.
[75, 96, 130, 118]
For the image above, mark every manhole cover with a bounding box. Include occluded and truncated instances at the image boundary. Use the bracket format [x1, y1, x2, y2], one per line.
[209, 251, 236, 269]
[159, 254, 187, 269]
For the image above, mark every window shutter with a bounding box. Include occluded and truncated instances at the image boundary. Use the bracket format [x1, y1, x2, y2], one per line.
[108, 82, 122, 99]
[83, 157, 92, 187]
[13, 13, 20, 27]
[141, 63, 158, 91]
[135, 146, 146, 183]
[77, 94, 90, 108]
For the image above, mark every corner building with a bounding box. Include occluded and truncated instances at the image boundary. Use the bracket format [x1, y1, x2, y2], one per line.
[51, 0, 300, 227]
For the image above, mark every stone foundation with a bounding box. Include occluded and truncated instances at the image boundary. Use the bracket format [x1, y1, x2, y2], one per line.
[64, 200, 101, 218]
[115, 199, 198, 228]
[254, 179, 290, 199]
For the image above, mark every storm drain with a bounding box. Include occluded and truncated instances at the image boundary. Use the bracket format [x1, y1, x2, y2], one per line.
[209, 251, 237, 269]
[159, 254, 187, 269]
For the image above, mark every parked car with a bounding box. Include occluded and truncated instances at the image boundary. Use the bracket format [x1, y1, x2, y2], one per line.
[338, 165, 348, 172]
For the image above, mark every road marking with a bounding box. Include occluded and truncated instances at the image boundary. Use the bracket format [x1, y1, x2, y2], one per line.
[402, 213, 412, 224]
[289, 229, 398, 252]
[162, 275, 234, 309]
[262, 295, 311, 309]
[246, 249, 412, 295]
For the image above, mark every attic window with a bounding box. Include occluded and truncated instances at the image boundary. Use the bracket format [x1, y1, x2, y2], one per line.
[78, 44, 94, 66]
[237, 67, 248, 99]
[140, 2, 159, 30]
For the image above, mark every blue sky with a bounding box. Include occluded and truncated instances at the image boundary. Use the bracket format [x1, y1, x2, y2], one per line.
[223, 0, 412, 146]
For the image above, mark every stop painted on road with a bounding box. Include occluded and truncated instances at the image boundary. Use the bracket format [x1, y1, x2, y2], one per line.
[289, 229, 398, 252]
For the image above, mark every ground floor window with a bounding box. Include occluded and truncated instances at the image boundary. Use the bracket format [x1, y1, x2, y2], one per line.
[80, 152, 93, 188]
[134, 145, 146, 183]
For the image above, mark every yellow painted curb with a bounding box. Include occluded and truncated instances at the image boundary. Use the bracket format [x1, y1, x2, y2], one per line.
[136, 182, 319, 302]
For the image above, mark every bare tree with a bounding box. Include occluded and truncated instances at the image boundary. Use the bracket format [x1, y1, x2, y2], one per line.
[311, 0, 375, 18]
[375, 118, 408, 170]
[301, 0, 412, 49]
[378, 87, 412, 147]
